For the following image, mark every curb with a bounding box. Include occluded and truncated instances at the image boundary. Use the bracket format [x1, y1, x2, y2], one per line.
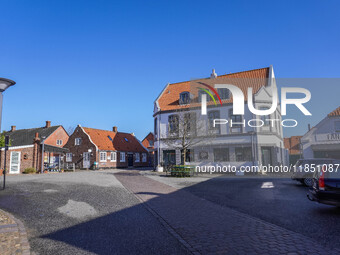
[0, 209, 31, 255]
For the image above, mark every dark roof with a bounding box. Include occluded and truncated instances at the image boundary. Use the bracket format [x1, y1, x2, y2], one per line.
[4, 126, 60, 146]
[44, 144, 69, 153]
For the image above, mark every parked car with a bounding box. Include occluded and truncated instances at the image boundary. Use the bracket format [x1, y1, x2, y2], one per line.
[307, 161, 340, 207]
[291, 158, 337, 187]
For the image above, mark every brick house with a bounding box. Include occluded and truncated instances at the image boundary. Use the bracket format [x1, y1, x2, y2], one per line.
[0, 121, 69, 174]
[142, 132, 155, 167]
[284, 136, 302, 165]
[64, 125, 149, 169]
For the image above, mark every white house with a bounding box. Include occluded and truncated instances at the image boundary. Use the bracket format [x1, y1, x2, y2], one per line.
[301, 106, 340, 159]
[153, 66, 287, 171]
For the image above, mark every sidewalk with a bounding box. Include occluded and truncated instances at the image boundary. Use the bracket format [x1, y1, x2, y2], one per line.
[0, 209, 30, 255]
[115, 171, 340, 255]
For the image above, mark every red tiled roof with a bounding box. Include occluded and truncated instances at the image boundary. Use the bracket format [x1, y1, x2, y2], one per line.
[156, 67, 270, 112]
[113, 132, 147, 152]
[82, 127, 147, 152]
[142, 132, 154, 148]
[328, 106, 340, 117]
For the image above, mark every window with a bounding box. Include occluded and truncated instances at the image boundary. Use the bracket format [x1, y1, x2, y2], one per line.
[198, 90, 211, 102]
[124, 138, 129, 142]
[335, 121, 340, 132]
[184, 113, 196, 135]
[111, 152, 117, 162]
[100, 152, 107, 162]
[154, 118, 158, 135]
[208, 110, 220, 132]
[260, 107, 270, 127]
[149, 140, 154, 146]
[66, 153, 72, 162]
[213, 148, 229, 162]
[229, 109, 243, 133]
[217, 88, 230, 100]
[163, 150, 176, 166]
[235, 147, 252, 162]
[179, 92, 190, 105]
[56, 139, 63, 146]
[120, 152, 125, 162]
[142, 153, 147, 162]
[135, 152, 140, 162]
[168, 115, 179, 135]
[75, 138, 82, 145]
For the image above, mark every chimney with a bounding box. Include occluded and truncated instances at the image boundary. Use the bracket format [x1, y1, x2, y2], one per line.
[308, 124, 311, 131]
[45, 121, 51, 128]
[10, 126, 16, 132]
[210, 69, 217, 78]
[113, 126, 118, 133]
[33, 132, 40, 142]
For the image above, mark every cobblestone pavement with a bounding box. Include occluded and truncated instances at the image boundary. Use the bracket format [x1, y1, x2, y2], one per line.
[0, 209, 30, 255]
[115, 171, 340, 255]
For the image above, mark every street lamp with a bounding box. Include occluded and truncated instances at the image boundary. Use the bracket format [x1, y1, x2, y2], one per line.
[41, 136, 46, 173]
[0, 78, 15, 190]
[0, 78, 16, 131]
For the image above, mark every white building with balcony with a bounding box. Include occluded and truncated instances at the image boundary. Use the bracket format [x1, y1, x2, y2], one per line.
[153, 66, 287, 171]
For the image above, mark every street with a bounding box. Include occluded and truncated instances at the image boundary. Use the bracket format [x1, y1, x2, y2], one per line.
[0, 171, 190, 255]
[0, 170, 339, 254]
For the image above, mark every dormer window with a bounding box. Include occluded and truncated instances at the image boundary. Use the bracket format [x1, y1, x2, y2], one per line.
[179, 92, 190, 105]
[217, 88, 230, 100]
[198, 90, 211, 102]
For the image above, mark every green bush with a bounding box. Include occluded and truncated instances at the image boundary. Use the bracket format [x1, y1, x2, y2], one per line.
[23, 168, 36, 174]
[170, 165, 194, 177]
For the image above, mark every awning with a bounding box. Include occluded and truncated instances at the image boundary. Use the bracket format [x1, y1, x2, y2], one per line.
[44, 144, 69, 154]
[311, 143, 340, 151]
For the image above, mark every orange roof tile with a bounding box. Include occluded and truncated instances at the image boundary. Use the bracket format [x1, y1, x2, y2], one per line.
[142, 132, 154, 148]
[156, 67, 270, 112]
[82, 127, 147, 152]
[328, 106, 340, 117]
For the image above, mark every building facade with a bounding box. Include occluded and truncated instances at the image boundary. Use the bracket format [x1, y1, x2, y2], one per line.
[142, 132, 155, 167]
[284, 136, 302, 165]
[64, 125, 149, 169]
[301, 106, 340, 159]
[153, 66, 287, 170]
[0, 121, 69, 174]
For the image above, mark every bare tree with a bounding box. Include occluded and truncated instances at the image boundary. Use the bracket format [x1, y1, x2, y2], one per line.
[66, 126, 76, 136]
[162, 109, 216, 165]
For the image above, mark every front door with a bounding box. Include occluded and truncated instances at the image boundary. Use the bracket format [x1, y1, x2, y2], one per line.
[128, 153, 133, 167]
[83, 152, 90, 168]
[10, 151, 21, 174]
[261, 147, 272, 166]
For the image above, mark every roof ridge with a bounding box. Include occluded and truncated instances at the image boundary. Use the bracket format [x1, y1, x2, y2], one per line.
[168, 67, 270, 86]
[6, 125, 61, 132]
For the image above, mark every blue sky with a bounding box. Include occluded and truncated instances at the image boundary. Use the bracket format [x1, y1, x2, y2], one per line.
[0, 0, 339, 139]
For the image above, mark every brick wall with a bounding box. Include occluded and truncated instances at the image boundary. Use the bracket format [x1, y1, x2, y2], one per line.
[0, 146, 39, 174]
[64, 126, 98, 169]
[44, 126, 69, 147]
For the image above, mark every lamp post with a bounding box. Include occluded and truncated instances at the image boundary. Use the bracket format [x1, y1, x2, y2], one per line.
[0, 78, 16, 132]
[0, 78, 15, 190]
[41, 136, 46, 173]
